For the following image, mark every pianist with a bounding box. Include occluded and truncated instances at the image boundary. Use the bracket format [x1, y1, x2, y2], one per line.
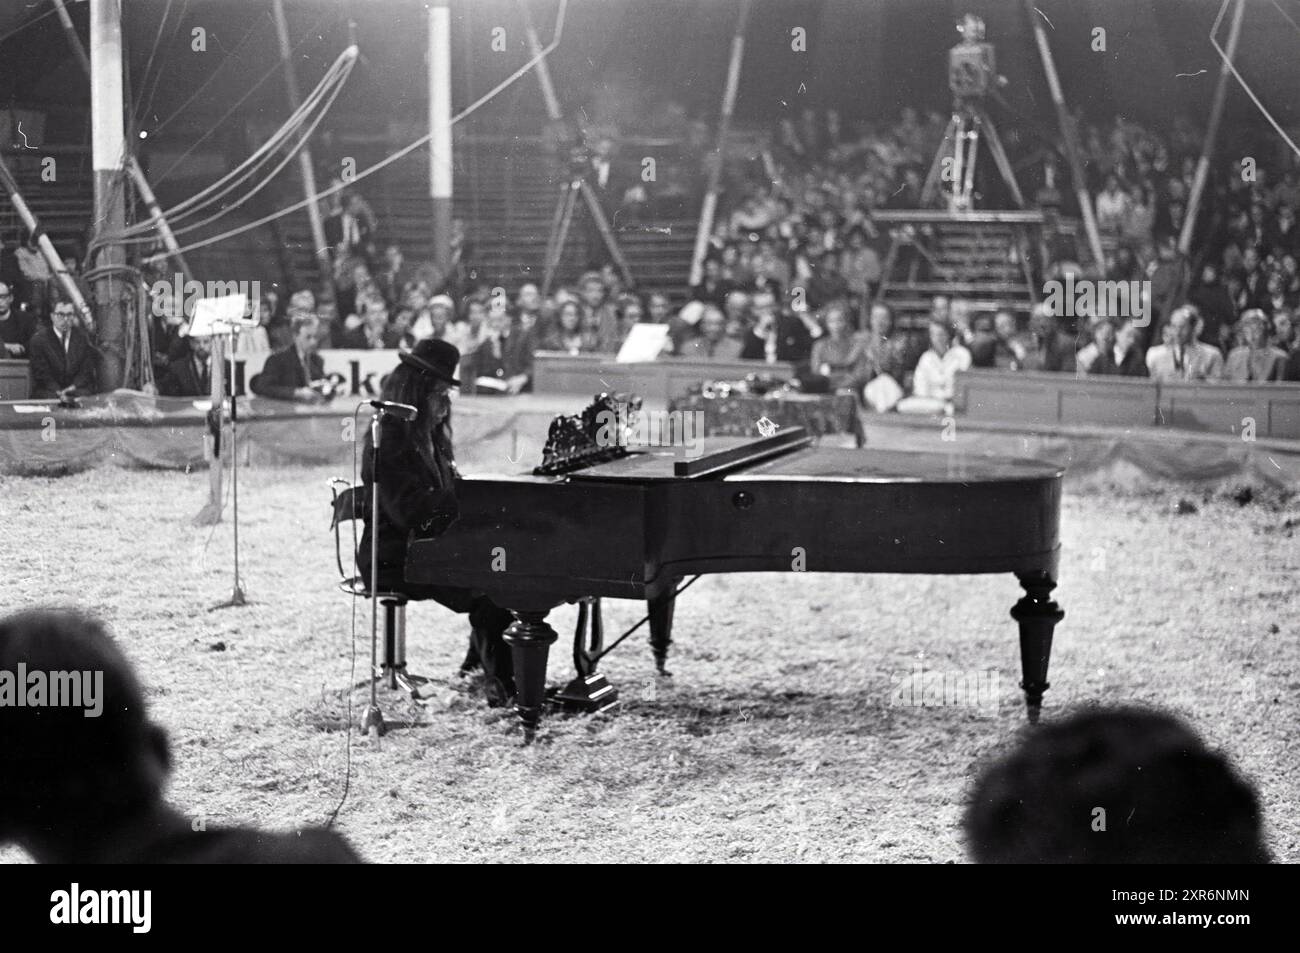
[358, 338, 517, 704]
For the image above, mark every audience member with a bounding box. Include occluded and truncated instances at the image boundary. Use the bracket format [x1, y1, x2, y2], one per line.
[808, 301, 870, 391]
[0, 281, 35, 358]
[28, 300, 98, 400]
[540, 299, 597, 354]
[681, 305, 742, 360]
[1224, 309, 1288, 382]
[158, 333, 213, 397]
[740, 290, 813, 365]
[0, 608, 362, 863]
[896, 318, 970, 415]
[963, 706, 1269, 864]
[250, 313, 329, 402]
[1022, 305, 1077, 374]
[467, 306, 534, 394]
[1145, 304, 1224, 382]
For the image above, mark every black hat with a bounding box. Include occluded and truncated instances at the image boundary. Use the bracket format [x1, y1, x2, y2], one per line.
[399, 338, 460, 386]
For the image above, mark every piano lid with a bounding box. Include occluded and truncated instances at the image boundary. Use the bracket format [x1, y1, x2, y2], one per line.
[568, 429, 812, 482]
[724, 446, 1064, 484]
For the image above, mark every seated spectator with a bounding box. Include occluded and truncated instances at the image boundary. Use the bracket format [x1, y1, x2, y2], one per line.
[1076, 316, 1124, 377]
[374, 244, 411, 307]
[596, 293, 642, 354]
[740, 290, 813, 365]
[646, 292, 673, 326]
[667, 300, 704, 355]
[861, 303, 914, 412]
[1146, 304, 1225, 382]
[0, 281, 35, 358]
[28, 300, 98, 400]
[689, 257, 734, 307]
[721, 290, 751, 341]
[233, 296, 272, 355]
[896, 318, 970, 415]
[1188, 263, 1236, 354]
[1111, 317, 1148, 377]
[577, 272, 617, 352]
[809, 301, 870, 391]
[158, 333, 213, 397]
[540, 300, 598, 354]
[516, 282, 544, 334]
[681, 305, 743, 360]
[467, 305, 534, 394]
[963, 706, 1269, 864]
[0, 608, 362, 863]
[840, 227, 882, 306]
[250, 313, 328, 403]
[1022, 304, 1077, 373]
[430, 295, 477, 358]
[970, 310, 1025, 369]
[805, 249, 851, 311]
[1224, 309, 1288, 382]
[337, 297, 399, 350]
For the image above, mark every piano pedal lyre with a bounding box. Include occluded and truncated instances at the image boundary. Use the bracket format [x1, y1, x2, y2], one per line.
[554, 597, 620, 714]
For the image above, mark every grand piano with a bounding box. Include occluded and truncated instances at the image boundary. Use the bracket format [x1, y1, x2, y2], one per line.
[407, 420, 1064, 741]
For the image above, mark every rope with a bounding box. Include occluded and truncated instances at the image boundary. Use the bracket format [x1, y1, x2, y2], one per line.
[141, 0, 569, 265]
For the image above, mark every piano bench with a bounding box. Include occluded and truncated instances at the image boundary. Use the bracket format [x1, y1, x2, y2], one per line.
[338, 578, 415, 680]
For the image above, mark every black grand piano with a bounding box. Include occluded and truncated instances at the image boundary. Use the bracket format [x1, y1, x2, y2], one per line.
[407, 410, 1064, 741]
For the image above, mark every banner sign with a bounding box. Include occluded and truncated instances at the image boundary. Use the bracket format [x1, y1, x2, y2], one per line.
[230, 348, 404, 397]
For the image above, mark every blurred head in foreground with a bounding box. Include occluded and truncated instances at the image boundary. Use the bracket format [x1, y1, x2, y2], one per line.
[963, 706, 1270, 864]
[0, 608, 167, 848]
[0, 608, 361, 863]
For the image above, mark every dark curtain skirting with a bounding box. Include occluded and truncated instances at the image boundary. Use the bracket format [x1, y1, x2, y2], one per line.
[0, 390, 573, 476]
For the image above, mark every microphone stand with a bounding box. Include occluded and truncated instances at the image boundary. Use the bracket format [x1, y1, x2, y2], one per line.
[360, 406, 387, 737]
[211, 319, 250, 610]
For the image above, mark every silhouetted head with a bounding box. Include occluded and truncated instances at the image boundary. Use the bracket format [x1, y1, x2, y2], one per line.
[963, 706, 1270, 864]
[0, 609, 170, 845]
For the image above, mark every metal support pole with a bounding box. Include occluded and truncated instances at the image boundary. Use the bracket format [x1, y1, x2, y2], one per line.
[1180, 0, 1246, 255]
[1024, 0, 1105, 273]
[0, 156, 93, 319]
[689, 0, 753, 287]
[271, 0, 332, 290]
[521, 0, 564, 122]
[90, 0, 128, 390]
[429, 0, 454, 276]
[52, 0, 193, 282]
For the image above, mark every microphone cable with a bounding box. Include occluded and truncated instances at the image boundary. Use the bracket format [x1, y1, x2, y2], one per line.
[325, 402, 368, 828]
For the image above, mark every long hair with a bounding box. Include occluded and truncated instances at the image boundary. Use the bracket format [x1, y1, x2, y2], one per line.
[380, 362, 454, 478]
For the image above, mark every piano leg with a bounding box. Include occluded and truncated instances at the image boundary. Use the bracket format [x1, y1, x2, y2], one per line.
[502, 610, 558, 742]
[1010, 571, 1065, 724]
[648, 586, 677, 677]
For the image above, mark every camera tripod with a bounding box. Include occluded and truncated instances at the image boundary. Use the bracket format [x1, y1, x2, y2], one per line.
[922, 98, 1024, 212]
[541, 171, 634, 295]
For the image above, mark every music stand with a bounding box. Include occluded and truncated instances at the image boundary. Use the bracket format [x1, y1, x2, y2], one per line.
[190, 293, 256, 611]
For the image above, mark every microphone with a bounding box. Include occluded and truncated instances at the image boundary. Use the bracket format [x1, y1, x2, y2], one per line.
[367, 399, 418, 421]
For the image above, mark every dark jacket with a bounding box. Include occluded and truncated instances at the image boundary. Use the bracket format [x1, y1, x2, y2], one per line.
[250, 345, 324, 400]
[27, 323, 98, 398]
[0, 309, 35, 357]
[158, 341, 213, 397]
[357, 416, 460, 596]
[740, 314, 814, 365]
[469, 328, 536, 391]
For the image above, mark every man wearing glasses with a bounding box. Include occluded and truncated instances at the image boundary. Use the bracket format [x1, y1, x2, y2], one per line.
[0, 282, 34, 359]
[27, 300, 98, 400]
